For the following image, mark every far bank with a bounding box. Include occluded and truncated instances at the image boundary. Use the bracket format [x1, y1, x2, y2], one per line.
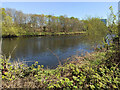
[2, 31, 86, 38]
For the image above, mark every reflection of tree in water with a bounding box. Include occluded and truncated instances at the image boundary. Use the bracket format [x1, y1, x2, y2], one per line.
[2, 35, 102, 63]
[2, 38, 20, 58]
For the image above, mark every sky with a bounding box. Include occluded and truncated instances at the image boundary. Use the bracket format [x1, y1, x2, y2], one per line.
[2, 2, 118, 20]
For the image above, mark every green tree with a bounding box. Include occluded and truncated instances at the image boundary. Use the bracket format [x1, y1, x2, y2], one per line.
[84, 17, 108, 43]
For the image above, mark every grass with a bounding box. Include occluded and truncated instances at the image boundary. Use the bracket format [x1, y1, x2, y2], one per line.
[25, 31, 86, 36]
[2, 31, 86, 38]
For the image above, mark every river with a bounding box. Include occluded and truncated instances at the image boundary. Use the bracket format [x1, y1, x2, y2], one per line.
[2, 35, 95, 68]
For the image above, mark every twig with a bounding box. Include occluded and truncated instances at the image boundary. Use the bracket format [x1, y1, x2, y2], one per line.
[47, 48, 61, 65]
[8, 45, 17, 60]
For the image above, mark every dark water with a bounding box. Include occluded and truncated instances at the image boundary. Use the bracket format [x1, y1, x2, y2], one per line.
[2, 35, 95, 68]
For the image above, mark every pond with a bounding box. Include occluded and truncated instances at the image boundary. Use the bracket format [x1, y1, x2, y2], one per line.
[2, 35, 96, 68]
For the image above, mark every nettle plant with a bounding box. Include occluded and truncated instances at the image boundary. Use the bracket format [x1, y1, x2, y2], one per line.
[103, 6, 119, 63]
[1, 56, 40, 81]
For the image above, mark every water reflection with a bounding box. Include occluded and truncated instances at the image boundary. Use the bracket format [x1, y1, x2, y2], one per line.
[2, 35, 95, 68]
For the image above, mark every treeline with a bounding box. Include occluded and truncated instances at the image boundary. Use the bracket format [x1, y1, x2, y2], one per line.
[1, 8, 107, 37]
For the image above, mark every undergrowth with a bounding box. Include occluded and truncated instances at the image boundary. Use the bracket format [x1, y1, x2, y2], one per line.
[1, 50, 120, 89]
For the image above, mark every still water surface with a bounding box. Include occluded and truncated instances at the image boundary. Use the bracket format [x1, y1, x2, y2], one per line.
[2, 35, 95, 68]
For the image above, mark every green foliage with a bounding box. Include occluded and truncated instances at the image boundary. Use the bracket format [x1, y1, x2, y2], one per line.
[2, 6, 120, 89]
[2, 8, 108, 37]
[2, 13, 26, 36]
[2, 8, 86, 37]
[83, 17, 108, 43]
[2, 50, 120, 89]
